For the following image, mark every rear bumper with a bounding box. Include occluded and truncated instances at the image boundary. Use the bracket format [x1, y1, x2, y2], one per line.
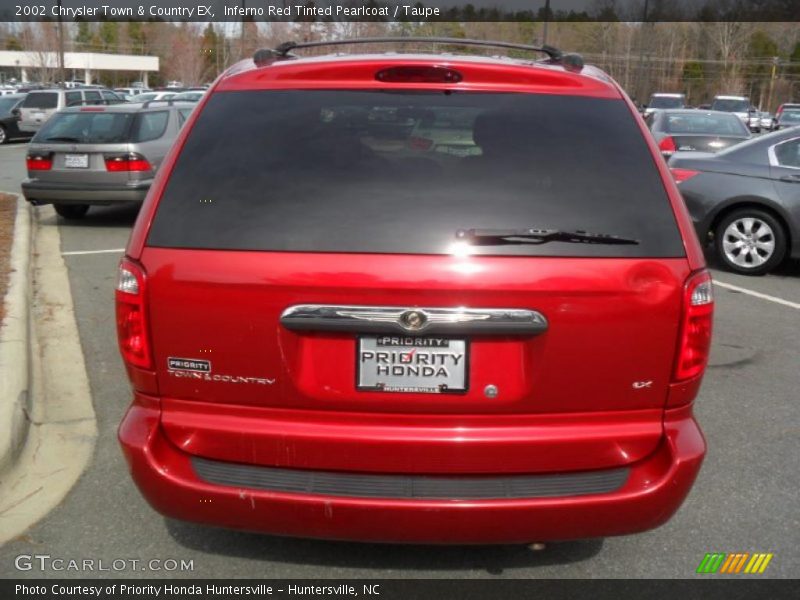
[119, 401, 705, 544]
[22, 179, 150, 204]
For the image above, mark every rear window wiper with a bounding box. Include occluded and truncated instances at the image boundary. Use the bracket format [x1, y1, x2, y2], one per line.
[456, 228, 640, 246]
[40, 136, 82, 142]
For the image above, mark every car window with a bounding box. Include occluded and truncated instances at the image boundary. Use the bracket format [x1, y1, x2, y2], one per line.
[774, 139, 800, 168]
[65, 91, 82, 106]
[83, 90, 101, 103]
[102, 91, 120, 102]
[0, 96, 21, 114]
[33, 112, 135, 143]
[649, 96, 683, 109]
[149, 90, 684, 258]
[22, 92, 58, 109]
[177, 108, 193, 127]
[664, 113, 748, 135]
[131, 111, 169, 142]
[779, 111, 800, 125]
[711, 99, 749, 112]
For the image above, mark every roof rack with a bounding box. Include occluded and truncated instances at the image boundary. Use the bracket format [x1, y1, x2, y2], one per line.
[141, 99, 177, 108]
[253, 37, 583, 72]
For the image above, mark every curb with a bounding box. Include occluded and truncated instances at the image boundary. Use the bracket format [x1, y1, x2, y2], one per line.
[0, 194, 33, 474]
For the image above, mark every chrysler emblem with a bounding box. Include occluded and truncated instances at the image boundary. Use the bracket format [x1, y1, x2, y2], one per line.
[400, 310, 427, 331]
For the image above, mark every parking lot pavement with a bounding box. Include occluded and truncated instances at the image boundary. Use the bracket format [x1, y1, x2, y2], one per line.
[0, 155, 798, 578]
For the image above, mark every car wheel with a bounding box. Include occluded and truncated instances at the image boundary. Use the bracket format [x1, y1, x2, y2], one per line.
[715, 209, 786, 276]
[0, 125, 7, 145]
[53, 204, 90, 220]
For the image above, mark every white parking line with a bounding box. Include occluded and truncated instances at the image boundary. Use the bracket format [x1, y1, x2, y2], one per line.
[714, 280, 800, 310]
[61, 248, 125, 256]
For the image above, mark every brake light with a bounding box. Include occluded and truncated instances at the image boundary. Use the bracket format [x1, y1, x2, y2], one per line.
[376, 66, 462, 84]
[105, 152, 151, 172]
[673, 270, 714, 382]
[670, 168, 700, 184]
[116, 259, 152, 370]
[409, 136, 434, 151]
[658, 136, 677, 156]
[26, 153, 53, 170]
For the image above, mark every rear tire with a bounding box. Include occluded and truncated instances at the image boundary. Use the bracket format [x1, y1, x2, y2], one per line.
[53, 204, 90, 220]
[0, 125, 7, 145]
[714, 208, 786, 276]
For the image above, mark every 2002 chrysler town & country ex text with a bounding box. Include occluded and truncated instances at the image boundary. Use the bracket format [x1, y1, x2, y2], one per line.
[116, 38, 713, 544]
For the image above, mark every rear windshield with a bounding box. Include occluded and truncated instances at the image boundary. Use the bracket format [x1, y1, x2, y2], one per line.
[711, 98, 749, 112]
[33, 111, 135, 144]
[663, 113, 748, 135]
[779, 111, 800, 124]
[148, 90, 684, 257]
[22, 92, 58, 109]
[649, 96, 684, 109]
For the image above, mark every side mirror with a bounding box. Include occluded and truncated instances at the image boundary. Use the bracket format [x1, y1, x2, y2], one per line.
[11, 108, 20, 120]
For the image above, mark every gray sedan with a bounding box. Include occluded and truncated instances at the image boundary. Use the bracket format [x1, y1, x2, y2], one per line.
[646, 109, 751, 159]
[22, 102, 194, 219]
[669, 128, 800, 275]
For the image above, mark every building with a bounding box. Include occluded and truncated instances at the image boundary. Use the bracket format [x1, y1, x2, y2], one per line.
[0, 50, 158, 86]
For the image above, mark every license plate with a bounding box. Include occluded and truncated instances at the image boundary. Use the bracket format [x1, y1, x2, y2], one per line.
[64, 154, 89, 168]
[357, 336, 468, 394]
[32, 111, 44, 121]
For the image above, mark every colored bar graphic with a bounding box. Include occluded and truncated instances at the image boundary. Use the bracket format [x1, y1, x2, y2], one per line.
[699, 552, 774, 575]
[697, 553, 726, 573]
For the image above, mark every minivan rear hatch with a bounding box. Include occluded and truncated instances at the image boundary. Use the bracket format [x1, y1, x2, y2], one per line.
[140, 87, 690, 473]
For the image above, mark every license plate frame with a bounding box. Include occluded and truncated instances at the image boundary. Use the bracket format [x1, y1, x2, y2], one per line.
[356, 335, 469, 394]
[64, 153, 89, 169]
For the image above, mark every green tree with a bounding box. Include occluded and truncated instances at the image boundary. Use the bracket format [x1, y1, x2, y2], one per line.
[201, 24, 219, 80]
[98, 21, 119, 52]
[127, 22, 146, 54]
[74, 21, 92, 51]
[682, 61, 705, 104]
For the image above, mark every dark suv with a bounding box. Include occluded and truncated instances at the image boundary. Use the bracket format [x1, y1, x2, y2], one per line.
[117, 39, 713, 544]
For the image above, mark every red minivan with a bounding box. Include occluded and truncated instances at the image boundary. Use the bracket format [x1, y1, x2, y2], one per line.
[117, 39, 713, 544]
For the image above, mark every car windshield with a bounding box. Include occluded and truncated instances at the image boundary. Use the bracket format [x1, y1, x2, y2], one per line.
[0, 96, 20, 115]
[663, 113, 748, 135]
[711, 99, 750, 112]
[779, 111, 800, 124]
[649, 96, 684, 109]
[22, 92, 58, 109]
[149, 90, 683, 258]
[33, 111, 135, 143]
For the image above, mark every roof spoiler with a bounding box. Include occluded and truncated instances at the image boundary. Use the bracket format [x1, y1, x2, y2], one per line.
[253, 37, 584, 73]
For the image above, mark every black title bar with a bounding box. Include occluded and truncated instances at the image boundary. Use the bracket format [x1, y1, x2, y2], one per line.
[1, 1, 799, 23]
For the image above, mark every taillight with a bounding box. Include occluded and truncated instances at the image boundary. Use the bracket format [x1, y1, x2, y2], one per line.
[409, 136, 434, 151]
[105, 152, 151, 172]
[673, 270, 714, 382]
[376, 66, 462, 84]
[670, 168, 700, 184]
[27, 153, 53, 170]
[116, 259, 152, 370]
[658, 136, 677, 156]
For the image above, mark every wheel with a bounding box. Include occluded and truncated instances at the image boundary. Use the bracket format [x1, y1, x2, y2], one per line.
[714, 209, 786, 275]
[0, 125, 7, 145]
[53, 204, 90, 220]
